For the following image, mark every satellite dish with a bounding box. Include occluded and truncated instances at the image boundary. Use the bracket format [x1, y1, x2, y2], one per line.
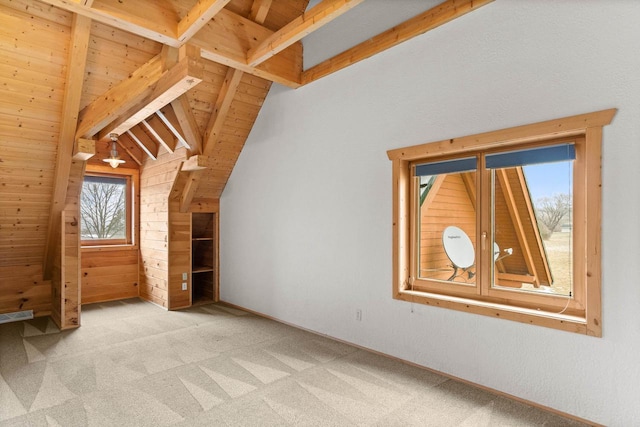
[494, 242, 500, 261]
[442, 226, 475, 269]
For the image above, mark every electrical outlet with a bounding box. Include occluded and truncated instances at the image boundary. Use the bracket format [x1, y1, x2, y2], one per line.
[182, 282, 187, 291]
[356, 309, 362, 321]
[182, 272, 188, 280]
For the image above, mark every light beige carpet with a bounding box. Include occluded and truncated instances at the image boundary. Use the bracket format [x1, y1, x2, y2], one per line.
[0, 299, 588, 426]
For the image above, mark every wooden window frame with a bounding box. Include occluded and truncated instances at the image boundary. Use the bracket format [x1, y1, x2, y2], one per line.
[81, 164, 139, 248]
[387, 109, 616, 336]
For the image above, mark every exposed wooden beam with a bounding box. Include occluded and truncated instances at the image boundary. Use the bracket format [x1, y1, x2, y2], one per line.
[190, 9, 302, 88]
[40, 0, 179, 47]
[203, 67, 244, 153]
[177, 0, 233, 44]
[168, 97, 201, 153]
[43, 14, 91, 278]
[157, 107, 190, 149]
[302, 0, 494, 85]
[181, 155, 211, 171]
[247, 0, 364, 67]
[250, 0, 273, 24]
[73, 138, 96, 161]
[76, 55, 164, 138]
[41, 0, 302, 87]
[96, 52, 204, 141]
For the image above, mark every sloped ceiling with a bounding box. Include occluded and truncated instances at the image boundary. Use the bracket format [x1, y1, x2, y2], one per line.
[0, 0, 492, 273]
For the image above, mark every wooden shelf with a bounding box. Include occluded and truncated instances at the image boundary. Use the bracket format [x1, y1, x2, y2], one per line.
[193, 266, 214, 273]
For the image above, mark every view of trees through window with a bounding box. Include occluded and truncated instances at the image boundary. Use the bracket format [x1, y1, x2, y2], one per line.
[81, 175, 127, 241]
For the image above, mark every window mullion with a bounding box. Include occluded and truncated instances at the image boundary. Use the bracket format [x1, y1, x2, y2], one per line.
[478, 155, 491, 296]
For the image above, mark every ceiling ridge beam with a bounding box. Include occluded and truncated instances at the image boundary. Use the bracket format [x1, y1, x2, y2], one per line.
[247, 0, 364, 67]
[43, 14, 92, 278]
[302, 0, 495, 85]
[177, 0, 233, 44]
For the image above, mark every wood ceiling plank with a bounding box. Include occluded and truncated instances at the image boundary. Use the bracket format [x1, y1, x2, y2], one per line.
[302, 0, 495, 85]
[43, 14, 91, 278]
[177, 0, 233, 44]
[247, 0, 363, 67]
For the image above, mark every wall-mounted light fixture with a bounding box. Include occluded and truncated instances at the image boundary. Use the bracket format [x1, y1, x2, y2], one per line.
[103, 133, 126, 168]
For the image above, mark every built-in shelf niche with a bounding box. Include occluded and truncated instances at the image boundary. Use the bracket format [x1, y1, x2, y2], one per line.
[191, 212, 216, 304]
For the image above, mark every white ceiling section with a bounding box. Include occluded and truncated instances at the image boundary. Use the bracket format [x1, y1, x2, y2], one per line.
[303, 0, 443, 69]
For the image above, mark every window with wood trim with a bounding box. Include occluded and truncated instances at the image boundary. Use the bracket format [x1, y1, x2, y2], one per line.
[81, 166, 137, 246]
[387, 109, 616, 336]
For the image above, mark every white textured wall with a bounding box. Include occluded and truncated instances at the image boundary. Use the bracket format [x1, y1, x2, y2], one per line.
[220, 1, 640, 424]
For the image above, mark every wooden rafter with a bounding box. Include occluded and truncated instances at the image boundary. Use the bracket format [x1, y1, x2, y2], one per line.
[157, 107, 190, 150]
[142, 116, 176, 154]
[302, 0, 495, 85]
[177, 0, 233, 43]
[117, 133, 145, 166]
[43, 14, 92, 278]
[496, 169, 540, 286]
[247, 0, 364, 67]
[127, 127, 158, 160]
[169, 97, 201, 153]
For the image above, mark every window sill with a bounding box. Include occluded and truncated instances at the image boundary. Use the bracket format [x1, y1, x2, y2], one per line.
[81, 244, 138, 253]
[397, 289, 590, 335]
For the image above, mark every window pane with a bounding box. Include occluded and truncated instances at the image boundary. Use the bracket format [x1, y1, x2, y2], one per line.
[417, 168, 477, 285]
[81, 176, 127, 241]
[491, 160, 572, 296]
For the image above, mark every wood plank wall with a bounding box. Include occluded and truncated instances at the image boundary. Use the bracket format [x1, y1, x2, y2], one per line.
[168, 172, 191, 309]
[139, 146, 187, 308]
[0, 0, 71, 316]
[81, 248, 139, 304]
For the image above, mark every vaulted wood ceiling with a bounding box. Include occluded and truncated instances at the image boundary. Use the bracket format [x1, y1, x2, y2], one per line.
[0, 0, 492, 272]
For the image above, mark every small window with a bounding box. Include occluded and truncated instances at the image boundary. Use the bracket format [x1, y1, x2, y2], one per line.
[81, 170, 134, 246]
[387, 109, 616, 336]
